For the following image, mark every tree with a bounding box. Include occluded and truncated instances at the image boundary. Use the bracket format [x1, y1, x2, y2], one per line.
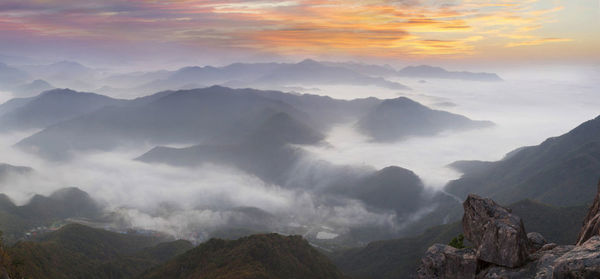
[448, 234, 465, 249]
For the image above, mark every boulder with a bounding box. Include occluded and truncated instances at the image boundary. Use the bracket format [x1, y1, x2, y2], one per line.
[462, 194, 530, 268]
[576, 180, 600, 246]
[416, 244, 477, 279]
[552, 235, 600, 278]
[528, 232, 548, 252]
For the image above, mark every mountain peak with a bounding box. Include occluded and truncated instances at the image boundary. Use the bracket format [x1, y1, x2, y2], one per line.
[139, 233, 346, 279]
[298, 58, 320, 65]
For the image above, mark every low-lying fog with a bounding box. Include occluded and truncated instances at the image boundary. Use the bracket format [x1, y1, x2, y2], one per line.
[304, 70, 600, 188]
[0, 66, 598, 243]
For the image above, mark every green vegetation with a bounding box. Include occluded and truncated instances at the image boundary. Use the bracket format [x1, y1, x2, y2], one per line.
[140, 233, 346, 279]
[448, 234, 465, 249]
[7, 224, 192, 279]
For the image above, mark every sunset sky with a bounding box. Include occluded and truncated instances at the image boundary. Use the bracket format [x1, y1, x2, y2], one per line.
[0, 0, 598, 66]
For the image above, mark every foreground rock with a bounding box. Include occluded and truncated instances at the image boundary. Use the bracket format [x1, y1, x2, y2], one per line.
[417, 180, 600, 279]
[576, 181, 600, 245]
[462, 194, 530, 268]
[553, 235, 600, 278]
[527, 232, 547, 252]
[416, 244, 476, 279]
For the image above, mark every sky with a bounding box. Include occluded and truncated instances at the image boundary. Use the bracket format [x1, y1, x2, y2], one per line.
[0, 0, 598, 67]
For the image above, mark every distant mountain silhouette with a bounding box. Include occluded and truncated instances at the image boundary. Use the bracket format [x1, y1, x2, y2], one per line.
[446, 115, 600, 206]
[0, 88, 123, 132]
[0, 163, 32, 180]
[0, 62, 29, 88]
[11, 79, 54, 97]
[397, 65, 502, 81]
[19, 61, 96, 88]
[16, 86, 314, 159]
[253, 59, 409, 90]
[321, 61, 398, 77]
[102, 61, 501, 95]
[15, 86, 491, 159]
[110, 59, 409, 93]
[357, 97, 493, 141]
[139, 234, 346, 279]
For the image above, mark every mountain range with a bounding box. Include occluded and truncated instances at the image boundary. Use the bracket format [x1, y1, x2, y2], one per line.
[11, 86, 488, 161]
[397, 65, 502, 81]
[446, 115, 600, 206]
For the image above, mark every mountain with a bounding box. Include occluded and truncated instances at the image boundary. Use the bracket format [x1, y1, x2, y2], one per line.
[0, 62, 29, 88]
[0, 163, 32, 181]
[117, 60, 409, 93]
[252, 59, 409, 90]
[0, 187, 103, 242]
[349, 166, 426, 215]
[139, 233, 346, 279]
[0, 88, 123, 132]
[446, 115, 600, 206]
[321, 61, 399, 77]
[248, 90, 380, 125]
[357, 97, 493, 141]
[11, 79, 54, 97]
[397, 65, 502, 81]
[332, 199, 587, 279]
[16, 86, 314, 160]
[139, 138, 446, 244]
[7, 223, 191, 279]
[138, 111, 324, 186]
[19, 61, 96, 88]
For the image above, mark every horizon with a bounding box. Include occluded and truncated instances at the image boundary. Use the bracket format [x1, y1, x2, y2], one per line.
[0, 0, 598, 69]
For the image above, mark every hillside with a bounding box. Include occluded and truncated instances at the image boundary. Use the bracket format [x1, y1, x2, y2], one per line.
[16, 86, 313, 160]
[139, 233, 346, 279]
[357, 97, 493, 141]
[446, 115, 600, 206]
[7, 224, 192, 279]
[0, 88, 123, 132]
[0, 187, 103, 242]
[332, 199, 587, 279]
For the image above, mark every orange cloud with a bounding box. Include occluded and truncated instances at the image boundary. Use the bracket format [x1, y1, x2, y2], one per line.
[0, 0, 574, 59]
[506, 37, 573, 47]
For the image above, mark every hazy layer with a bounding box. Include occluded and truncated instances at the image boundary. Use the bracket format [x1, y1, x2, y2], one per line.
[303, 69, 600, 189]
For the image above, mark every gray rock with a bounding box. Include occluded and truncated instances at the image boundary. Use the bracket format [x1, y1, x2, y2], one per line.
[416, 244, 477, 279]
[552, 235, 600, 278]
[477, 263, 537, 279]
[463, 194, 530, 268]
[540, 243, 558, 252]
[576, 181, 600, 246]
[533, 245, 574, 279]
[528, 232, 548, 252]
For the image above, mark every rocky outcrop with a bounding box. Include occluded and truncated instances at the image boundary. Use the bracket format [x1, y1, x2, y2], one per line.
[552, 235, 600, 278]
[462, 194, 530, 268]
[416, 244, 477, 279]
[527, 232, 547, 252]
[576, 181, 600, 245]
[417, 180, 600, 279]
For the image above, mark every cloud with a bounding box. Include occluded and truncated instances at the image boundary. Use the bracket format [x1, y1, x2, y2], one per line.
[505, 37, 572, 47]
[0, 0, 573, 60]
